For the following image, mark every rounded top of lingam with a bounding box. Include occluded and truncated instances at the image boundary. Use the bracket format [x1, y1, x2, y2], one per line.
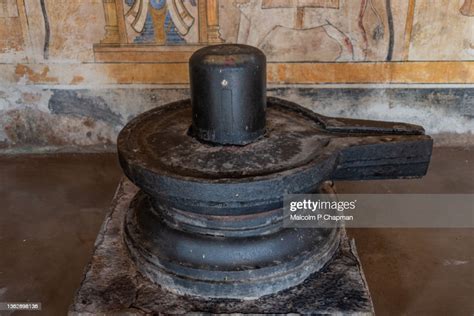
[189, 44, 267, 145]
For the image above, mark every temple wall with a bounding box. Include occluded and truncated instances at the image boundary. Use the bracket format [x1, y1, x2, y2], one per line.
[0, 0, 473, 150]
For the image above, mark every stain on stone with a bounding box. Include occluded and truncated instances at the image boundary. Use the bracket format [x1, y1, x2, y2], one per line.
[14, 65, 58, 83]
[386, 88, 474, 117]
[1, 108, 68, 146]
[97, 134, 113, 145]
[268, 87, 474, 114]
[20, 92, 42, 104]
[102, 275, 136, 307]
[1, 87, 472, 150]
[83, 117, 96, 128]
[70, 75, 84, 85]
[0, 106, 117, 148]
[49, 90, 123, 126]
[269, 87, 385, 104]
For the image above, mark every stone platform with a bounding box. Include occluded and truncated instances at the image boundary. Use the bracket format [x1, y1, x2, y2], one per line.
[69, 179, 374, 315]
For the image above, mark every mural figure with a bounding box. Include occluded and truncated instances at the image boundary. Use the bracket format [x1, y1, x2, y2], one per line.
[460, 0, 474, 16]
[99, 0, 222, 47]
[125, 0, 195, 44]
[235, 0, 391, 61]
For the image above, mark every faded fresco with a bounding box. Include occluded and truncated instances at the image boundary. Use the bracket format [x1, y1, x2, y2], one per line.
[4, 0, 472, 63]
[97, 0, 395, 61]
[0, 0, 24, 61]
[235, 0, 389, 61]
[92, 0, 473, 62]
[0, 0, 472, 149]
[0, 0, 472, 81]
[122, 0, 218, 44]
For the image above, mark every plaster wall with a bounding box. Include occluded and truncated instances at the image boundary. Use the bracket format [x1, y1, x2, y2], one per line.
[0, 85, 472, 151]
[0, 0, 473, 150]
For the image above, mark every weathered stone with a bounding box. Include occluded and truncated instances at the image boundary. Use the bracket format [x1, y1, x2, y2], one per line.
[70, 178, 374, 315]
[1, 86, 472, 151]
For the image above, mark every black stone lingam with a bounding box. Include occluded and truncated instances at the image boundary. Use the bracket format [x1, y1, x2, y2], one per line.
[189, 44, 266, 145]
[117, 44, 433, 299]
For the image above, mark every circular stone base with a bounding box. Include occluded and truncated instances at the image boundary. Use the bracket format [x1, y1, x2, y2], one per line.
[123, 191, 341, 299]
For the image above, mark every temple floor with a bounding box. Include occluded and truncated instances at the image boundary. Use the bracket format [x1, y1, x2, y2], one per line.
[0, 147, 472, 315]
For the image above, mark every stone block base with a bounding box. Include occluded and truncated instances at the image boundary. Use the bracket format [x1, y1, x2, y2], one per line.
[69, 179, 374, 315]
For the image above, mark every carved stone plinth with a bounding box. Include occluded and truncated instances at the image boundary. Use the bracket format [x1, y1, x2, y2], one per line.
[69, 178, 374, 315]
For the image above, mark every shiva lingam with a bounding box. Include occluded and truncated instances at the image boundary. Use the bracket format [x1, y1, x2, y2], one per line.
[117, 44, 432, 299]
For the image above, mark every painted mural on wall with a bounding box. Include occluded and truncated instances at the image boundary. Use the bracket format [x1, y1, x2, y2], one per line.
[235, 0, 391, 61]
[99, 0, 222, 46]
[0, 0, 23, 58]
[97, 0, 394, 61]
[124, 0, 195, 44]
[93, 0, 473, 62]
[0, 0, 473, 64]
[125, 0, 196, 44]
[0, 0, 472, 150]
